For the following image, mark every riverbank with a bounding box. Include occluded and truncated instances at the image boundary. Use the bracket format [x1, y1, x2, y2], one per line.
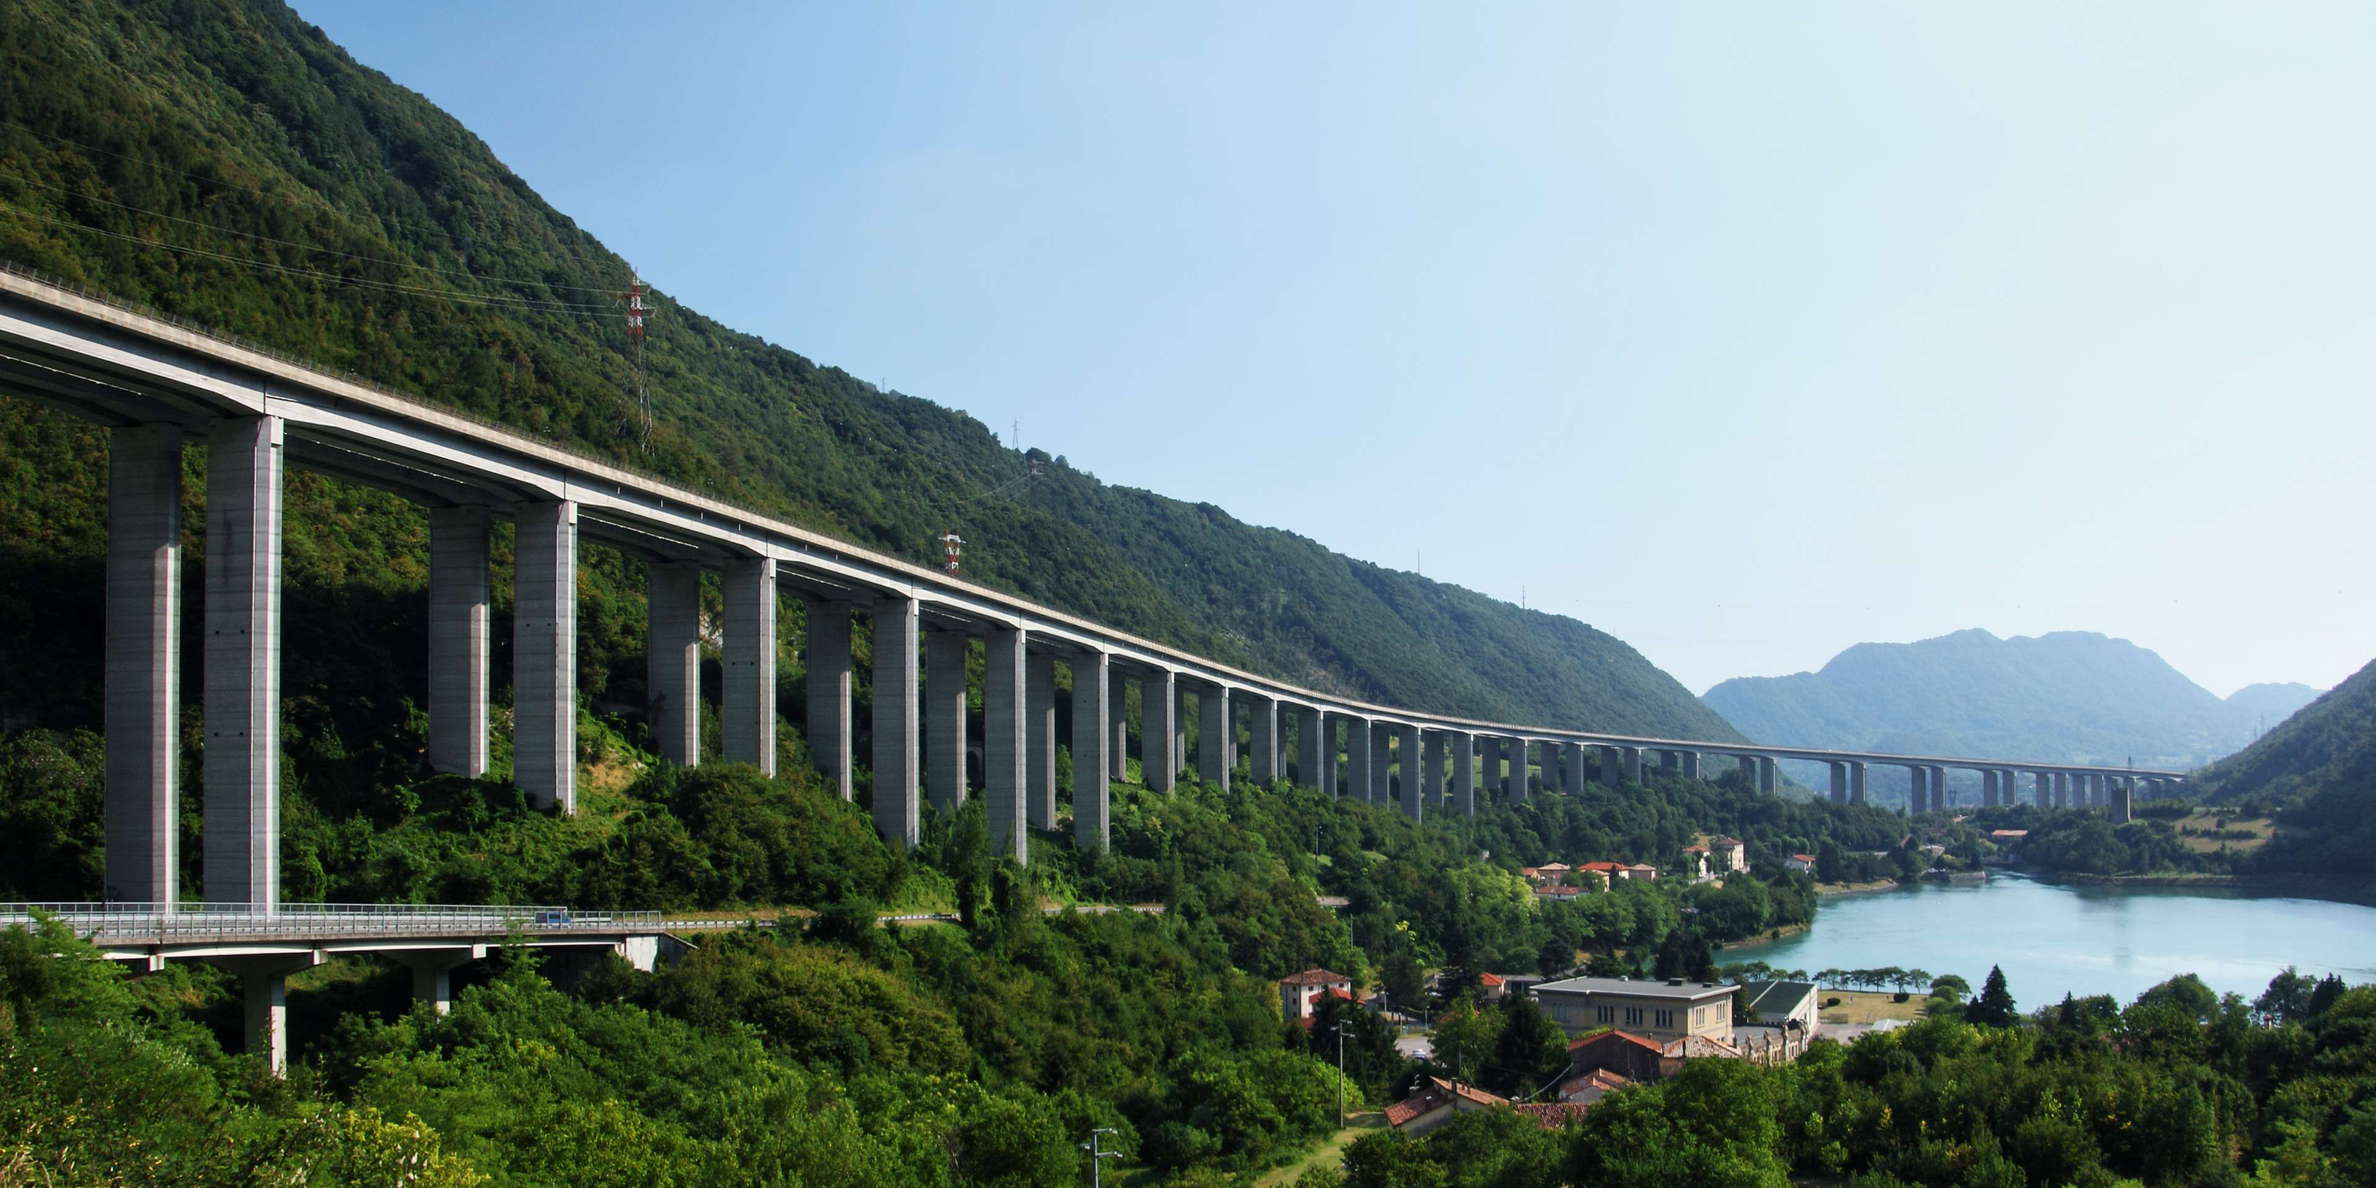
[1817, 878, 1903, 897]
[2019, 867, 2376, 907]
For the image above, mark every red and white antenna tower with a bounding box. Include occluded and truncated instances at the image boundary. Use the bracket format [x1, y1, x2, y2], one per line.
[625, 271, 653, 448]
[940, 530, 965, 574]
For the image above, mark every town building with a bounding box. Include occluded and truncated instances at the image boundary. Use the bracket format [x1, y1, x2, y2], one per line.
[1532, 976, 1739, 1043]
[1709, 836, 1748, 874]
[1738, 980, 1821, 1036]
[1785, 853, 1816, 873]
[1384, 1077, 1509, 1137]
[1679, 844, 1712, 881]
[1564, 1028, 1665, 1085]
[1277, 968, 1354, 1024]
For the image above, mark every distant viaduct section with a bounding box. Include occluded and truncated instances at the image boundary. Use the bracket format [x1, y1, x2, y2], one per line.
[0, 270, 2186, 908]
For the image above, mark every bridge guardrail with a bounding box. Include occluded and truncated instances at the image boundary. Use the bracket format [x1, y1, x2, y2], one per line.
[0, 902, 665, 945]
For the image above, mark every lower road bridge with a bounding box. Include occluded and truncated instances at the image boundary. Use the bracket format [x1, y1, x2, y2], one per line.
[6, 902, 672, 1072]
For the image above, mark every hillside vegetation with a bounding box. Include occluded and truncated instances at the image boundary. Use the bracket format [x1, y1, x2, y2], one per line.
[2190, 655, 2376, 880]
[1704, 629, 2316, 786]
[0, 0, 1739, 758]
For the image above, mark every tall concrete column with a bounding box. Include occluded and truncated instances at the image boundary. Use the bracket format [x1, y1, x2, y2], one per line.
[1829, 761, 1848, 804]
[803, 599, 854, 799]
[203, 417, 284, 907]
[1107, 676, 1129, 782]
[219, 953, 318, 1076]
[105, 424, 181, 906]
[1565, 743, 1589, 796]
[1982, 769, 2000, 806]
[1146, 670, 1178, 792]
[1398, 723, 1424, 822]
[983, 626, 1027, 863]
[926, 629, 969, 812]
[1660, 749, 1679, 776]
[427, 505, 490, 777]
[1679, 750, 1701, 781]
[646, 563, 701, 768]
[1757, 756, 1777, 795]
[2053, 771, 2070, 808]
[1423, 731, 1446, 804]
[1072, 651, 1110, 851]
[1508, 739, 1530, 800]
[1359, 717, 1378, 803]
[1475, 737, 1499, 800]
[1619, 746, 1643, 785]
[2114, 777, 2134, 823]
[1295, 706, 1323, 791]
[1025, 650, 1056, 828]
[1931, 766, 1949, 810]
[1247, 695, 1278, 785]
[1453, 733, 1476, 816]
[1849, 761, 1867, 804]
[722, 558, 777, 774]
[1174, 684, 1189, 779]
[1907, 765, 1928, 814]
[1369, 729, 1391, 803]
[1197, 683, 1231, 790]
[1317, 712, 1342, 796]
[512, 499, 577, 815]
[871, 597, 920, 849]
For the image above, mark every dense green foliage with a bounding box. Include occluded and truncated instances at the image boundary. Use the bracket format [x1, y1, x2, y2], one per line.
[1335, 969, 2376, 1188]
[1705, 629, 2320, 793]
[0, 0, 1743, 767]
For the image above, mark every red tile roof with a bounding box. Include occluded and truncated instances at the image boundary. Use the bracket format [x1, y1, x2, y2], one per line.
[1383, 1086, 1447, 1128]
[1569, 1029, 1662, 1055]
[1280, 968, 1352, 986]
[1478, 972, 1505, 987]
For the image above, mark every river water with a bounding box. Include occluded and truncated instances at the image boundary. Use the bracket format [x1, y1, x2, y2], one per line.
[1725, 870, 2376, 1007]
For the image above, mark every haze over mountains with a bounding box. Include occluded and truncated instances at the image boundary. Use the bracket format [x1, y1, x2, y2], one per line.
[1702, 629, 2320, 773]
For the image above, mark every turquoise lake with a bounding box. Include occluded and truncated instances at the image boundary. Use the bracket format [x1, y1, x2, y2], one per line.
[1725, 870, 2376, 1006]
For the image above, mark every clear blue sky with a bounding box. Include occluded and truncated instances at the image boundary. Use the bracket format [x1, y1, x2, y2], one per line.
[294, 1, 2376, 698]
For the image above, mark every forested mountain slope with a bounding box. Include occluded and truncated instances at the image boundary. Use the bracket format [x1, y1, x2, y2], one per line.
[1703, 628, 2308, 768]
[2191, 654, 2376, 876]
[0, 0, 1739, 745]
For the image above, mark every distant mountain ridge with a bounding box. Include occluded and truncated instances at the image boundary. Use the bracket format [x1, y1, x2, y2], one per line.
[1702, 629, 2318, 769]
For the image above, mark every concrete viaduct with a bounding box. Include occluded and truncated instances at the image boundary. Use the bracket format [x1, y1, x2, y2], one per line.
[0, 270, 2189, 916]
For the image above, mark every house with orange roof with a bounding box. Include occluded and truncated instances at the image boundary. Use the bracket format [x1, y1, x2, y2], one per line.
[1278, 968, 1355, 1024]
[1383, 1077, 1510, 1137]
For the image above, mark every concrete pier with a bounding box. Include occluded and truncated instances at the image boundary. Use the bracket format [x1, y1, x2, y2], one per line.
[1146, 670, 1179, 792]
[203, 417, 284, 906]
[1345, 716, 1370, 801]
[1476, 737, 1499, 800]
[1107, 677, 1129, 782]
[104, 424, 182, 905]
[395, 948, 477, 1016]
[722, 558, 776, 775]
[646, 563, 700, 767]
[1295, 705, 1322, 791]
[1424, 731, 1447, 805]
[926, 629, 968, 811]
[1908, 765, 1928, 814]
[426, 506, 490, 777]
[1248, 694, 1278, 784]
[1679, 750, 1701, 781]
[1072, 651, 1110, 851]
[1757, 756, 1777, 795]
[221, 953, 319, 1076]
[1829, 761, 1848, 805]
[1399, 723, 1424, 822]
[1371, 728, 1392, 803]
[1982, 769, 2000, 806]
[512, 499, 576, 815]
[1618, 745, 1642, 785]
[1025, 650, 1056, 827]
[871, 597, 920, 849]
[803, 600, 854, 798]
[1566, 743, 1589, 797]
[1930, 765, 1949, 810]
[1197, 683, 1231, 789]
[1453, 733, 1475, 815]
[983, 627, 1026, 862]
[1849, 761, 1867, 805]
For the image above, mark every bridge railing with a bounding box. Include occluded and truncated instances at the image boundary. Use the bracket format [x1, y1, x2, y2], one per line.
[0, 902, 665, 943]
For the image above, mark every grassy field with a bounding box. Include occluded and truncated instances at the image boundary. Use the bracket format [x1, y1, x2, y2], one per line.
[1255, 1110, 1387, 1186]
[2172, 811, 2274, 855]
[1817, 989, 1934, 1027]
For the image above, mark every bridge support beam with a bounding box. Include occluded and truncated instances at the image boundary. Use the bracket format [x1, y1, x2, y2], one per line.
[1345, 717, 1370, 801]
[1425, 731, 1448, 806]
[926, 628, 969, 812]
[215, 952, 321, 1076]
[1757, 756, 1777, 795]
[984, 626, 1027, 863]
[1197, 683, 1231, 790]
[1453, 732, 1476, 815]
[1399, 724, 1424, 822]
[393, 947, 482, 1016]
[723, 558, 776, 775]
[647, 562, 701, 767]
[871, 597, 920, 849]
[1295, 705, 1323, 791]
[1146, 670, 1178, 792]
[1908, 765, 1929, 814]
[105, 424, 182, 906]
[1829, 761, 1848, 804]
[1370, 728, 1392, 803]
[1565, 743, 1589, 797]
[1679, 750, 1701, 781]
[1025, 650, 1056, 827]
[1849, 761, 1867, 805]
[803, 599, 854, 799]
[203, 417, 284, 906]
[1247, 694, 1278, 785]
[1108, 675, 1129, 782]
[427, 505, 490, 777]
[1475, 737, 1498, 800]
[512, 499, 577, 815]
[1931, 765, 1950, 811]
[1617, 745, 1642, 785]
[1982, 769, 1999, 806]
[1072, 651, 1110, 851]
